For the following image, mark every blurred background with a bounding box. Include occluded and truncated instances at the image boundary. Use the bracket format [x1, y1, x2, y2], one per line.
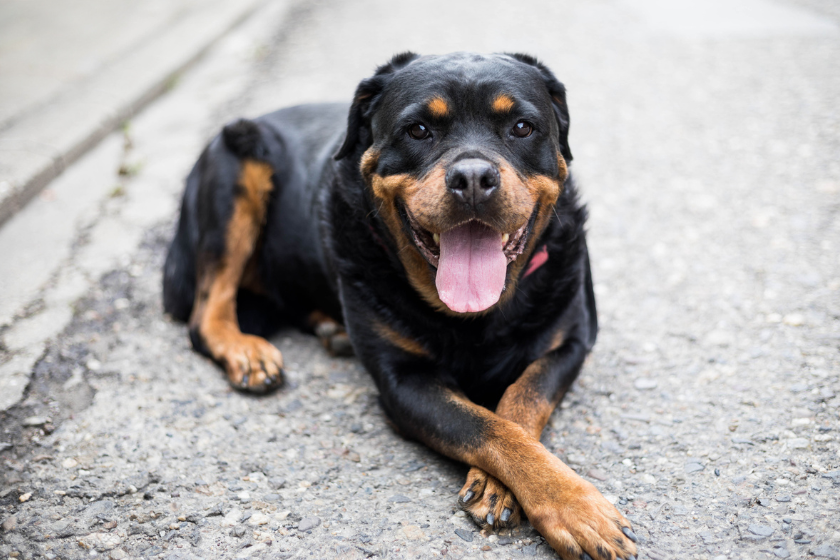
[0, 1, 838, 558]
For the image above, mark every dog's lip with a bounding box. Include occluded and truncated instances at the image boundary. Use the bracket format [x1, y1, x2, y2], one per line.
[403, 208, 529, 269]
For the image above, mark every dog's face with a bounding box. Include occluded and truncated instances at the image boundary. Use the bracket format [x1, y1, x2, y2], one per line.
[337, 53, 572, 314]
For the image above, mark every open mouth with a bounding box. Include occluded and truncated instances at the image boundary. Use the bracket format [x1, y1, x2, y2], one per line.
[403, 208, 533, 313]
[405, 210, 530, 269]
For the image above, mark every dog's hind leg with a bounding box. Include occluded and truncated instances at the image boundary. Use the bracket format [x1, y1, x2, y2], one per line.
[188, 120, 284, 392]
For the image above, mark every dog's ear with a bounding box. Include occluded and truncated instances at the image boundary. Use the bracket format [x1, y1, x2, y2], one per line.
[334, 52, 420, 161]
[506, 53, 573, 163]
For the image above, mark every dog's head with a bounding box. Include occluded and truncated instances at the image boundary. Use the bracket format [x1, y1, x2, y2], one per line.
[336, 52, 572, 314]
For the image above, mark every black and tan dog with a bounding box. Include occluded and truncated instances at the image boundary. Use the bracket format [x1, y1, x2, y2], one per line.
[163, 52, 638, 559]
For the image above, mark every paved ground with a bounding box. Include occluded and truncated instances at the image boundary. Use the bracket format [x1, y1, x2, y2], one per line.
[0, 0, 266, 225]
[1, 0, 839, 559]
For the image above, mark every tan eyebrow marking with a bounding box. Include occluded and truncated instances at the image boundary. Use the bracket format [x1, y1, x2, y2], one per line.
[492, 93, 515, 113]
[427, 96, 450, 117]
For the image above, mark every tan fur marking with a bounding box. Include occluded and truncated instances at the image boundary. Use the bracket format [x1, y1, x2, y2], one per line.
[496, 161, 564, 297]
[427, 96, 450, 117]
[442, 390, 637, 560]
[492, 93, 515, 113]
[373, 320, 429, 357]
[198, 160, 274, 336]
[459, 355, 565, 530]
[367, 167, 451, 313]
[494, 359, 557, 439]
[360, 148, 379, 178]
[547, 327, 566, 353]
[189, 258, 216, 331]
[556, 153, 568, 185]
[189, 160, 283, 388]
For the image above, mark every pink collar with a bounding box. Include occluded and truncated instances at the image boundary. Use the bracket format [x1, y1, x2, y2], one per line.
[522, 244, 549, 278]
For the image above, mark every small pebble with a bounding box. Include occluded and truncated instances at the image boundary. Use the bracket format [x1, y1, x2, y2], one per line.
[247, 512, 269, 526]
[748, 524, 774, 537]
[587, 469, 608, 481]
[782, 313, 804, 326]
[812, 544, 840, 559]
[388, 494, 411, 503]
[454, 528, 473, 542]
[685, 461, 705, 473]
[298, 517, 321, 532]
[787, 438, 809, 449]
[634, 378, 658, 390]
[2, 516, 17, 532]
[269, 477, 286, 489]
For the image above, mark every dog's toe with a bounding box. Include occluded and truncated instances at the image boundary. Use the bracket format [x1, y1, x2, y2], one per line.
[458, 467, 521, 530]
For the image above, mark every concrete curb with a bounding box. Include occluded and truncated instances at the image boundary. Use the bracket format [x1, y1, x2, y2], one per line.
[0, 0, 266, 228]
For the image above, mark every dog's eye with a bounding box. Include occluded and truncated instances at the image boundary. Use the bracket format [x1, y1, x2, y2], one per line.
[408, 123, 431, 140]
[512, 121, 533, 138]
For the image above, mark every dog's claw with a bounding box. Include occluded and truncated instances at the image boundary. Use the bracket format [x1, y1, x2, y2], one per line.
[241, 374, 249, 387]
[622, 527, 637, 543]
[500, 508, 512, 523]
[627, 555, 636, 560]
[461, 490, 474, 503]
[486, 513, 494, 525]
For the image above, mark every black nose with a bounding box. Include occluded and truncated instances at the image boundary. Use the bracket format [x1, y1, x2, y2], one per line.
[445, 158, 500, 208]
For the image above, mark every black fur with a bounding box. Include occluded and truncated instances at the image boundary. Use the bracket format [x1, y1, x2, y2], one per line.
[222, 119, 268, 160]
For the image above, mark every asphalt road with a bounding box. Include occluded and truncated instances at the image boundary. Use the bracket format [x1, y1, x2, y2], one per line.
[1, 0, 839, 559]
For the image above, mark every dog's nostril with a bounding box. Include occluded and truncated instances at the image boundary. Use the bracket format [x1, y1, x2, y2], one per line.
[480, 168, 499, 190]
[450, 174, 468, 191]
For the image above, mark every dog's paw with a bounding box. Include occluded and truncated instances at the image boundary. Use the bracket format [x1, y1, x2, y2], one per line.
[527, 475, 637, 560]
[458, 467, 521, 530]
[218, 333, 284, 393]
[314, 321, 354, 357]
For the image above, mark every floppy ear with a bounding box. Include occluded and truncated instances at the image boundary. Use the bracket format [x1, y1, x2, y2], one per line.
[506, 53, 573, 163]
[334, 51, 420, 160]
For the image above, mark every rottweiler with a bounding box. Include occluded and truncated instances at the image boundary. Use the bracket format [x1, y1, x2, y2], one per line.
[163, 52, 638, 560]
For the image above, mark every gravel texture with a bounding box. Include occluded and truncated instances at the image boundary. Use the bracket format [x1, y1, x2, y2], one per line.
[1, 0, 839, 559]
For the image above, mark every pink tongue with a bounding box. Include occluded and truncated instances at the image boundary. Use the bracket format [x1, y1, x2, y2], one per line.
[436, 221, 507, 313]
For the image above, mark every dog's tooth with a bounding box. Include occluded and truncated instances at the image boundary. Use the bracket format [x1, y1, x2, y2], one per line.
[433, 233, 440, 245]
[502, 233, 510, 244]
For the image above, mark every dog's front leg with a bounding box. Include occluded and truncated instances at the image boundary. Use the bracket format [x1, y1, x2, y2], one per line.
[459, 335, 590, 529]
[378, 366, 637, 560]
